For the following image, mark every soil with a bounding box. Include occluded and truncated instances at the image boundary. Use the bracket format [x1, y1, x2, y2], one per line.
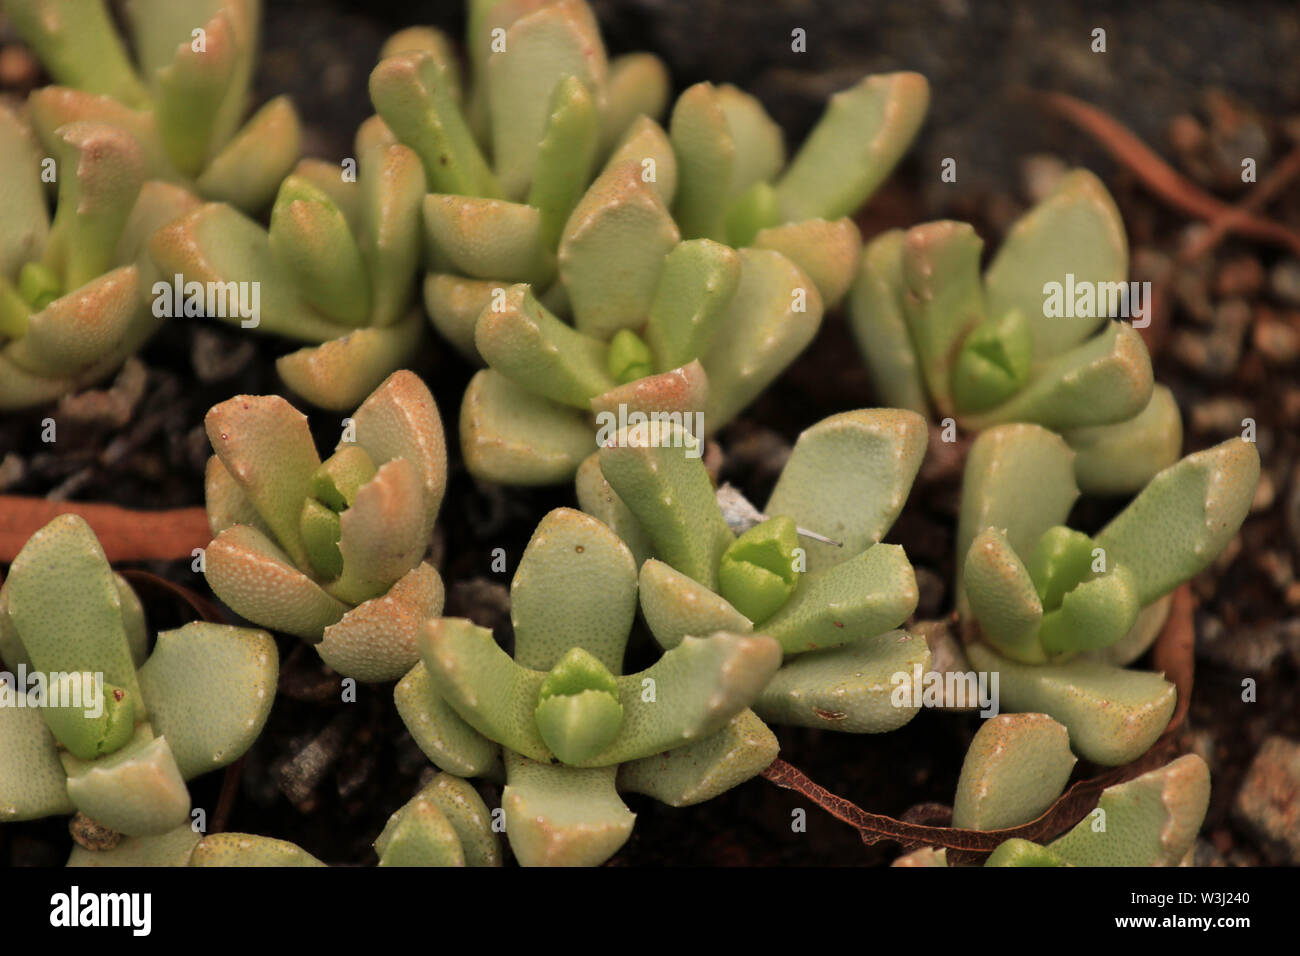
[2, 1, 1298, 866]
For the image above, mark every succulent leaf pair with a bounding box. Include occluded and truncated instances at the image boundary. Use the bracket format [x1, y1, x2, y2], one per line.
[580, 411, 932, 734]
[202, 371, 447, 681]
[395, 506, 785, 865]
[0, 515, 276, 844]
[0, 106, 198, 408]
[850, 169, 1181, 495]
[957, 424, 1259, 765]
[5, 0, 301, 214]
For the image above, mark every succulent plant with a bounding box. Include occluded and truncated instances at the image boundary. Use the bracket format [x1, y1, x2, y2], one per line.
[0, 515, 276, 850]
[71, 771, 501, 867]
[201, 371, 447, 682]
[367, 0, 929, 485]
[148, 117, 429, 410]
[578, 412, 932, 736]
[850, 169, 1181, 495]
[0, 105, 198, 409]
[5, 0, 300, 215]
[957, 425, 1259, 765]
[395, 505, 784, 866]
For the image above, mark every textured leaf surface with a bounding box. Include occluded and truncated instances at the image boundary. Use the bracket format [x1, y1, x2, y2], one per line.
[617, 709, 777, 806]
[952, 713, 1076, 830]
[189, 833, 325, 867]
[1065, 384, 1183, 496]
[63, 727, 191, 837]
[847, 230, 929, 415]
[393, 663, 498, 777]
[638, 558, 752, 650]
[502, 753, 632, 867]
[317, 562, 444, 682]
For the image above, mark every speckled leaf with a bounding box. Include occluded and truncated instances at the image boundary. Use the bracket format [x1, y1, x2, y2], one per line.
[196, 97, 302, 213]
[476, 284, 614, 407]
[642, 239, 741, 373]
[189, 833, 325, 867]
[460, 368, 596, 484]
[964, 527, 1045, 663]
[510, 508, 637, 672]
[761, 544, 917, 654]
[952, 713, 1076, 830]
[598, 421, 734, 589]
[269, 175, 371, 326]
[847, 229, 929, 415]
[559, 160, 679, 339]
[755, 629, 931, 733]
[136, 623, 276, 780]
[1095, 437, 1260, 606]
[669, 83, 734, 241]
[406, 772, 501, 866]
[502, 753, 632, 867]
[1047, 754, 1209, 866]
[604, 114, 676, 206]
[275, 312, 424, 413]
[356, 141, 425, 327]
[422, 194, 551, 284]
[327, 457, 427, 605]
[423, 273, 498, 360]
[637, 558, 752, 651]
[375, 793, 464, 866]
[701, 248, 823, 428]
[766, 408, 927, 572]
[394, 663, 498, 777]
[1065, 384, 1183, 496]
[984, 169, 1128, 360]
[0, 703, 74, 822]
[5, 0, 148, 106]
[617, 709, 777, 806]
[960, 322, 1153, 431]
[6, 267, 140, 379]
[153, 9, 237, 178]
[0, 105, 49, 279]
[966, 641, 1176, 766]
[589, 361, 708, 420]
[753, 218, 861, 308]
[67, 825, 201, 867]
[600, 53, 670, 154]
[318, 562, 444, 683]
[529, 75, 599, 249]
[63, 727, 191, 837]
[773, 72, 928, 222]
[574, 452, 653, 566]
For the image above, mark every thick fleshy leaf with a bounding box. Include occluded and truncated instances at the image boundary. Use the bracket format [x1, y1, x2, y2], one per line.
[900, 220, 985, 416]
[6, 514, 141, 700]
[394, 663, 498, 777]
[755, 629, 931, 733]
[378, 26, 462, 99]
[701, 248, 823, 428]
[0, 105, 50, 279]
[269, 175, 371, 326]
[154, 8, 237, 178]
[5, 0, 148, 106]
[951, 713, 1076, 830]
[642, 239, 741, 373]
[345, 368, 447, 538]
[67, 825, 201, 867]
[422, 194, 551, 284]
[476, 284, 613, 407]
[502, 753, 633, 867]
[760, 544, 917, 654]
[375, 791, 464, 866]
[1065, 384, 1183, 496]
[423, 273, 497, 360]
[114, 181, 203, 285]
[773, 72, 929, 222]
[63, 727, 191, 837]
[589, 361, 708, 422]
[966, 641, 1176, 766]
[983, 839, 1066, 867]
[401, 773, 501, 866]
[460, 368, 596, 485]
[369, 52, 499, 198]
[956, 425, 1078, 608]
[559, 160, 680, 339]
[26, 87, 169, 179]
[617, 709, 777, 806]
[205, 524, 349, 639]
[669, 83, 734, 241]
[326, 458, 427, 605]
[204, 454, 269, 537]
[196, 96, 302, 213]
[510, 508, 637, 672]
[275, 312, 424, 413]
[529, 75, 599, 249]
[984, 169, 1128, 360]
[950, 307, 1033, 414]
[1095, 437, 1260, 606]
[598, 421, 734, 589]
[1037, 563, 1140, 655]
[189, 833, 325, 867]
[600, 53, 670, 154]
[846, 229, 929, 415]
[960, 322, 1153, 431]
[486, 0, 606, 199]
[1087, 592, 1172, 667]
[765, 408, 927, 572]
[136, 623, 276, 780]
[638, 558, 752, 651]
[604, 114, 676, 206]
[964, 527, 1045, 663]
[149, 202, 346, 342]
[716, 84, 785, 199]
[357, 141, 425, 327]
[753, 218, 861, 308]
[574, 453, 654, 566]
[0, 703, 74, 821]
[5, 267, 140, 379]
[1047, 754, 1209, 866]
[205, 392, 320, 565]
[317, 562, 443, 683]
